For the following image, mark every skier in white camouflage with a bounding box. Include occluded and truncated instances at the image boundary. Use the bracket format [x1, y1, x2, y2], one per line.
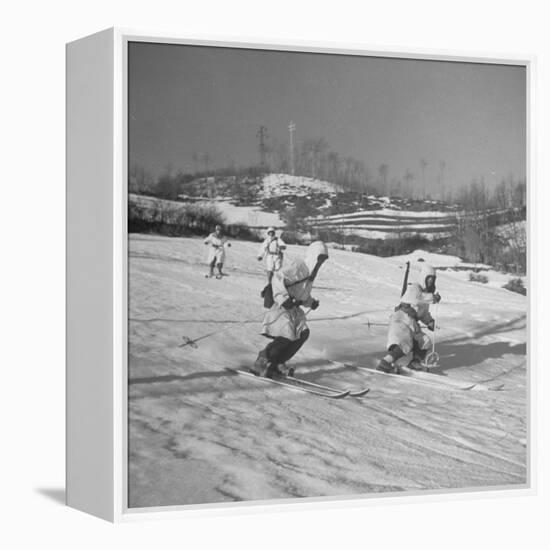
[377, 262, 441, 373]
[257, 227, 286, 284]
[204, 224, 231, 279]
[251, 241, 328, 379]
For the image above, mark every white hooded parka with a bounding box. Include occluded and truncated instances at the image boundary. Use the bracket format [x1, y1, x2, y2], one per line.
[258, 231, 286, 272]
[386, 262, 436, 356]
[204, 233, 229, 264]
[261, 241, 328, 341]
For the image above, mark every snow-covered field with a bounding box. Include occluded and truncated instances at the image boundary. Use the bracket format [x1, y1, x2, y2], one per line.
[130, 193, 286, 228]
[308, 209, 459, 240]
[201, 199, 285, 228]
[128, 234, 527, 509]
[202, 173, 342, 227]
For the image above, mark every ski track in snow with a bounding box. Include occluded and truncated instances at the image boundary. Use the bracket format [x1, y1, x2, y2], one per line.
[128, 235, 527, 508]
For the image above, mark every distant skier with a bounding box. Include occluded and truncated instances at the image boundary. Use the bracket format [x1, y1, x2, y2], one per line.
[257, 227, 286, 284]
[204, 224, 231, 279]
[376, 262, 441, 373]
[251, 241, 329, 378]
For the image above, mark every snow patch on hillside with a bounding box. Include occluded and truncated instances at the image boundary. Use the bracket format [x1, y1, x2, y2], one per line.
[203, 199, 285, 228]
[390, 250, 526, 290]
[390, 250, 464, 268]
[319, 208, 460, 220]
[261, 173, 343, 198]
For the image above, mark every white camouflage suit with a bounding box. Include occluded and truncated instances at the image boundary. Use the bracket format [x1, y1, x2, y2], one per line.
[262, 241, 328, 341]
[204, 233, 229, 265]
[386, 263, 437, 365]
[257, 233, 286, 272]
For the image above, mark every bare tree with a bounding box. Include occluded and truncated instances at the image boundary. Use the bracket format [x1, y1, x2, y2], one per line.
[129, 164, 154, 194]
[378, 164, 389, 196]
[257, 125, 269, 170]
[274, 140, 289, 173]
[201, 153, 211, 173]
[403, 169, 414, 199]
[312, 137, 329, 179]
[420, 159, 428, 199]
[327, 151, 341, 183]
[192, 152, 199, 174]
[438, 160, 446, 200]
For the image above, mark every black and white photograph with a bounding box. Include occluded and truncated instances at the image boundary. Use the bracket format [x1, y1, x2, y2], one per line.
[7, 0, 550, 545]
[127, 41, 527, 509]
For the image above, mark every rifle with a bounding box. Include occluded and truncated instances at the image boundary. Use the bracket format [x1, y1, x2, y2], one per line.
[401, 261, 410, 297]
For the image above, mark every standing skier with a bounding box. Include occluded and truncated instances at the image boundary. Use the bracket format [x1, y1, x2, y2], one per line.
[204, 224, 231, 279]
[376, 262, 441, 373]
[251, 241, 329, 378]
[257, 227, 286, 284]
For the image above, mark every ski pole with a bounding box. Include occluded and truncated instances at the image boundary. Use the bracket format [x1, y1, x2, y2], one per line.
[179, 311, 265, 348]
[424, 303, 440, 369]
[180, 306, 314, 349]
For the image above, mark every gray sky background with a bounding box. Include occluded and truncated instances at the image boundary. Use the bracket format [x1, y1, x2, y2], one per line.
[128, 42, 526, 190]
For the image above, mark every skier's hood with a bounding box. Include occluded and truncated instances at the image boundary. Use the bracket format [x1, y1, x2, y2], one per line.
[266, 227, 276, 236]
[304, 241, 329, 274]
[418, 262, 436, 288]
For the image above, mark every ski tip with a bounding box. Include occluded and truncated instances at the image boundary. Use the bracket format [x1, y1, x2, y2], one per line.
[469, 382, 505, 391]
[350, 388, 370, 397]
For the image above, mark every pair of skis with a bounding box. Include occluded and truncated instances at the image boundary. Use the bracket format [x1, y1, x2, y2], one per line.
[205, 273, 229, 279]
[333, 361, 505, 392]
[226, 367, 370, 399]
[227, 360, 503, 400]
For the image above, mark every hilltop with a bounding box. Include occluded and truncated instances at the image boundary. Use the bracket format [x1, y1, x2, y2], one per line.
[129, 172, 526, 272]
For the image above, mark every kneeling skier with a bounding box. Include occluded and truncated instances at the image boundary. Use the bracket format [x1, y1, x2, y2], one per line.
[377, 262, 441, 373]
[252, 241, 328, 378]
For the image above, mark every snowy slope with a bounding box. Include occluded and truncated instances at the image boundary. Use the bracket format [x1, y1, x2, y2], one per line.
[128, 235, 527, 508]
[308, 209, 458, 240]
[129, 193, 285, 228]
[389, 249, 464, 268]
[200, 199, 285, 228]
[390, 250, 526, 290]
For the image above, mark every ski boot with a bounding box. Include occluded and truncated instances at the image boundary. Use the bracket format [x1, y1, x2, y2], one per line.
[275, 363, 294, 377]
[376, 358, 395, 373]
[251, 351, 277, 378]
[407, 358, 428, 372]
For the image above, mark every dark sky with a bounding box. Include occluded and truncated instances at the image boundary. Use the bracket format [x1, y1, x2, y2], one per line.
[128, 41, 526, 190]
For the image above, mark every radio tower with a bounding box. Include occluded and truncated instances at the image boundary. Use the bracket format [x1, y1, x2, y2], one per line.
[288, 121, 296, 175]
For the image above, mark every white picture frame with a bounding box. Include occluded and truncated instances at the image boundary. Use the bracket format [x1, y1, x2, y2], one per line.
[66, 27, 535, 522]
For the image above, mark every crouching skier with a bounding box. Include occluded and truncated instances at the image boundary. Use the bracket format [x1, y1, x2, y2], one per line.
[251, 241, 329, 379]
[204, 224, 231, 279]
[377, 263, 441, 373]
